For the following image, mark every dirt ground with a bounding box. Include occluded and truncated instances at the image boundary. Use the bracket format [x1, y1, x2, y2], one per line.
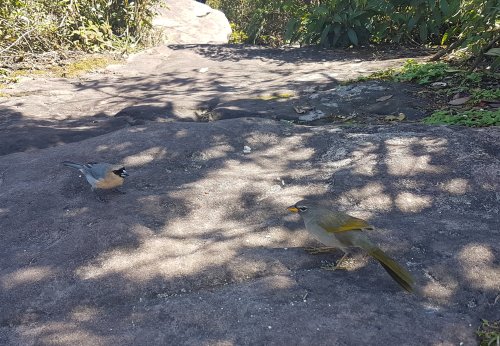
[0, 1, 499, 345]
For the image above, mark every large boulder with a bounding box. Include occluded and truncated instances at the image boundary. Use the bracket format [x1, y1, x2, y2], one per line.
[153, 0, 232, 44]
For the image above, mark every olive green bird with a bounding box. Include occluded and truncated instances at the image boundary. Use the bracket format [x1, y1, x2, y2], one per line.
[287, 200, 415, 292]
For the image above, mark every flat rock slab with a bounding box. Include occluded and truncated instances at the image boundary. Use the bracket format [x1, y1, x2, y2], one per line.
[211, 80, 431, 124]
[0, 44, 430, 156]
[0, 118, 498, 345]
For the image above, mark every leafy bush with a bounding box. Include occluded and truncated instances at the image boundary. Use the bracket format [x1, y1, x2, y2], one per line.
[369, 0, 459, 44]
[470, 88, 500, 103]
[208, 0, 498, 68]
[394, 59, 451, 84]
[0, 0, 163, 55]
[424, 109, 500, 126]
[229, 23, 249, 44]
[351, 59, 499, 127]
[207, 0, 303, 45]
[285, 1, 375, 48]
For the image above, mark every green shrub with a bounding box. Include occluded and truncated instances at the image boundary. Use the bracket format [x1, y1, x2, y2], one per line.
[477, 319, 500, 346]
[394, 59, 451, 84]
[285, 1, 375, 48]
[470, 88, 500, 103]
[0, 0, 163, 55]
[424, 109, 500, 126]
[208, 0, 498, 67]
[229, 23, 248, 44]
[207, 0, 303, 45]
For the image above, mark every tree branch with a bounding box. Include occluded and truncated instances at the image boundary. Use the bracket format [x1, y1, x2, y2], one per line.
[428, 36, 465, 61]
[468, 33, 500, 72]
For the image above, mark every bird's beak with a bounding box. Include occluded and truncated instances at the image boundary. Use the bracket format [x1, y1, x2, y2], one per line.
[287, 206, 299, 213]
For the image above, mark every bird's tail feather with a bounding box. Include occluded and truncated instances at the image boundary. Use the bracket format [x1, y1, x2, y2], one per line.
[62, 161, 84, 170]
[368, 247, 414, 293]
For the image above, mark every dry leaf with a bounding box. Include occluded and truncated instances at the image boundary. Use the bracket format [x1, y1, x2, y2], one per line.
[293, 105, 313, 114]
[337, 114, 356, 122]
[384, 113, 406, 121]
[376, 95, 393, 102]
[293, 106, 306, 114]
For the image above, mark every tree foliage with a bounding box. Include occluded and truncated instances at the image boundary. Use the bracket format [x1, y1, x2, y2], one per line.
[208, 0, 499, 68]
[0, 0, 162, 55]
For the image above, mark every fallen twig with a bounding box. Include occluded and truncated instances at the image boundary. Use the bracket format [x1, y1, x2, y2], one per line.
[429, 36, 465, 62]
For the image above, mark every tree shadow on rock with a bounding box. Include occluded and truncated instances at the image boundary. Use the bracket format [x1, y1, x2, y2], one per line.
[0, 115, 498, 345]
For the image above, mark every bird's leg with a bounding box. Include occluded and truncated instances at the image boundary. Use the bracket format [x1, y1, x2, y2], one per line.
[321, 252, 349, 271]
[92, 188, 105, 202]
[304, 246, 339, 255]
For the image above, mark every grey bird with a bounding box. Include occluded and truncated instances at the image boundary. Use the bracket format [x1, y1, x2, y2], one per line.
[62, 161, 128, 200]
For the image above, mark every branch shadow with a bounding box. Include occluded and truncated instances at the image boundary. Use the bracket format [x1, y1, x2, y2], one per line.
[0, 109, 498, 344]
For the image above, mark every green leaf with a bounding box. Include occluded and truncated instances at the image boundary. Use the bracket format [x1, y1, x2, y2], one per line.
[320, 24, 332, 47]
[333, 23, 341, 35]
[284, 18, 300, 42]
[439, 0, 450, 16]
[331, 24, 342, 46]
[419, 23, 428, 43]
[441, 32, 448, 45]
[485, 48, 500, 57]
[408, 16, 418, 31]
[432, 9, 442, 27]
[347, 28, 359, 45]
[447, 0, 461, 16]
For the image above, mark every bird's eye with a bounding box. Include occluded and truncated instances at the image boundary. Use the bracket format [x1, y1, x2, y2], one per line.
[298, 206, 308, 211]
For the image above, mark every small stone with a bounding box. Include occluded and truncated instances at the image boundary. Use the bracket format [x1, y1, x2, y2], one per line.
[299, 110, 325, 122]
[431, 82, 447, 88]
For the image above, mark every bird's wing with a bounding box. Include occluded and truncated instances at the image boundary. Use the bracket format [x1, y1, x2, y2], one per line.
[86, 163, 112, 180]
[318, 212, 372, 233]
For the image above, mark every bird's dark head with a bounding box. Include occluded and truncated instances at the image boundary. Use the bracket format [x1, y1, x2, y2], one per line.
[287, 200, 311, 214]
[113, 167, 129, 178]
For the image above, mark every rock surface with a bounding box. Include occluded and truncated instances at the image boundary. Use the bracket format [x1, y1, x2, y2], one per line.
[0, 119, 499, 345]
[0, 0, 499, 345]
[0, 44, 433, 156]
[153, 0, 232, 44]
